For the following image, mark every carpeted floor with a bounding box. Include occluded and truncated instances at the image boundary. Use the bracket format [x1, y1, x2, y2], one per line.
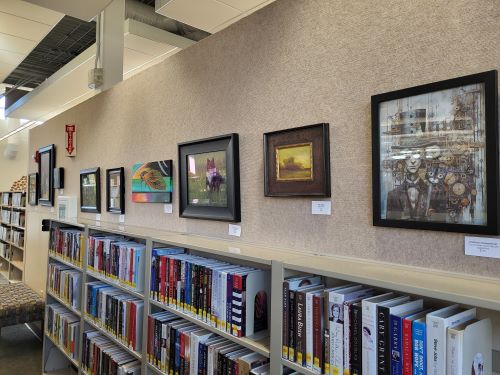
[0, 324, 43, 375]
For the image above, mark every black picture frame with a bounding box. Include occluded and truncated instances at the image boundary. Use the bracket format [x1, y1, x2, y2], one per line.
[53, 167, 64, 189]
[80, 167, 101, 213]
[28, 173, 38, 206]
[178, 133, 240, 222]
[264, 123, 330, 197]
[106, 167, 125, 214]
[372, 70, 499, 234]
[38, 144, 55, 207]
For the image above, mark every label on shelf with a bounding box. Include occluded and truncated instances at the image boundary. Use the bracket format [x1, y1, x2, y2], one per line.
[164, 204, 173, 214]
[465, 236, 500, 259]
[311, 200, 331, 215]
[96, 214, 101, 221]
[119, 214, 125, 223]
[228, 224, 241, 237]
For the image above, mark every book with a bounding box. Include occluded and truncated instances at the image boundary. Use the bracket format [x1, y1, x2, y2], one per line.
[237, 352, 269, 375]
[447, 318, 492, 375]
[377, 299, 422, 375]
[426, 305, 476, 375]
[296, 285, 324, 366]
[412, 317, 426, 375]
[401, 309, 431, 375]
[350, 302, 362, 375]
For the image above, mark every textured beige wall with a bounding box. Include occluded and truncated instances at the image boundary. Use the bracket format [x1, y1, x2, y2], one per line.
[0, 119, 29, 191]
[26, 0, 500, 296]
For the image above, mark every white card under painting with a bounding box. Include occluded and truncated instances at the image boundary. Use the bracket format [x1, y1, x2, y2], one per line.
[379, 83, 487, 226]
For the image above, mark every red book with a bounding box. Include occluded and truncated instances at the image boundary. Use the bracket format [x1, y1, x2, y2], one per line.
[130, 302, 136, 349]
[312, 294, 324, 372]
[180, 331, 186, 360]
[232, 274, 243, 337]
[168, 258, 175, 304]
[402, 318, 413, 375]
[97, 240, 103, 271]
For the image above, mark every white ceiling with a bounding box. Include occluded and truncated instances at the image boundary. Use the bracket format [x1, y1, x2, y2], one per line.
[23, 0, 113, 22]
[0, 0, 63, 83]
[155, 0, 275, 33]
[6, 19, 195, 122]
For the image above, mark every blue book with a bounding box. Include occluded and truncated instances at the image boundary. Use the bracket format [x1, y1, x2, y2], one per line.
[412, 317, 426, 375]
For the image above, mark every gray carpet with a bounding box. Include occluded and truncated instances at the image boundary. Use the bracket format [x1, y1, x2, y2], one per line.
[0, 324, 42, 375]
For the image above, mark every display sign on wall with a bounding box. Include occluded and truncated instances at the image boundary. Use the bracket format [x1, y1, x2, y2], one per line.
[65, 124, 77, 157]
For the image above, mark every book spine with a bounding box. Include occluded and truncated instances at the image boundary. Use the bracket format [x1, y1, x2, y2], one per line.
[282, 281, 290, 359]
[376, 306, 390, 375]
[288, 290, 296, 361]
[351, 304, 362, 375]
[296, 291, 306, 365]
[412, 320, 426, 375]
[361, 301, 377, 375]
[390, 315, 403, 375]
[344, 302, 352, 375]
[447, 329, 462, 375]
[312, 294, 323, 374]
[402, 319, 412, 375]
[306, 292, 314, 369]
[324, 329, 330, 375]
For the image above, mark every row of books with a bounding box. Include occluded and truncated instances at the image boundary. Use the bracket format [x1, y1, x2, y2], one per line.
[11, 211, 25, 227]
[1, 209, 10, 224]
[85, 281, 144, 353]
[46, 303, 80, 361]
[148, 310, 271, 375]
[82, 331, 141, 375]
[11, 192, 25, 207]
[282, 275, 492, 375]
[48, 262, 82, 309]
[0, 242, 8, 259]
[0, 225, 9, 241]
[49, 227, 84, 267]
[87, 234, 146, 292]
[150, 248, 270, 338]
[11, 229, 24, 248]
[1, 193, 9, 206]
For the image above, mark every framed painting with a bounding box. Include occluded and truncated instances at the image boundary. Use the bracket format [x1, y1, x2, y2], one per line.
[131, 160, 172, 203]
[178, 133, 240, 222]
[28, 173, 38, 206]
[38, 144, 55, 206]
[372, 70, 499, 234]
[264, 123, 330, 196]
[106, 167, 125, 214]
[80, 167, 101, 213]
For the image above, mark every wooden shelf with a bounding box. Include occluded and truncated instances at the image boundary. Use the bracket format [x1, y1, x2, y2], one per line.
[11, 224, 25, 230]
[46, 289, 81, 317]
[281, 359, 316, 375]
[150, 298, 270, 357]
[83, 316, 142, 360]
[44, 331, 80, 368]
[10, 259, 24, 271]
[283, 254, 500, 312]
[86, 269, 144, 300]
[48, 254, 82, 271]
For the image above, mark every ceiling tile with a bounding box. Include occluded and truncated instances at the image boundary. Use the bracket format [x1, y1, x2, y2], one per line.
[0, 33, 37, 55]
[0, 49, 25, 66]
[156, 0, 241, 32]
[0, 11, 52, 41]
[124, 33, 176, 57]
[217, 0, 266, 12]
[0, 60, 16, 81]
[0, 0, 62, 26]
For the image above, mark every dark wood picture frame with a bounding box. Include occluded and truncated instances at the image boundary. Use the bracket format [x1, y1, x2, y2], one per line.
[178, 133, 241, 222]
[53, 167, 64, 189]
[80, 167, 101, 213]
[264, 123, 330, 197]
[106, 167, 125, 214]
[372, 70, 499, 234]
[38, 144, 55, 206]
[28, 173, 38, 206]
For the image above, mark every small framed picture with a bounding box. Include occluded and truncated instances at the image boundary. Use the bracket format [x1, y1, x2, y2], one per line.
[264, 123, 330, 197]
[38, 144, 55, 206]
[178, 133, 240, 222]
[106, 167, 125, 214]
[80, 167, 101, 213]
[28, 173, 38, 206]
[132, 161, 172, 203]
[372, 70, 499, 234]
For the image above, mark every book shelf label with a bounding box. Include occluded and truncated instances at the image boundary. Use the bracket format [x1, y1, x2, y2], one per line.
[465, 236, 500, 259]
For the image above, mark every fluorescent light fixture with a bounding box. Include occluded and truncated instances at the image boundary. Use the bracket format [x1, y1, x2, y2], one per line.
[0, 120, 43, 141]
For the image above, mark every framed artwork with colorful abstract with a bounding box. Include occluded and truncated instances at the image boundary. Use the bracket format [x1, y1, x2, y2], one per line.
[132, 160, 172, 203]
[178, 134, 240, 222]
[372, 70, 499, 234]
[264, 123, 330, 197]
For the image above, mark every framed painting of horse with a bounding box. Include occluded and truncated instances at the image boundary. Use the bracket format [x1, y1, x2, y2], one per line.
[264, 123, 331, 197]
[178, 133, 240, 222]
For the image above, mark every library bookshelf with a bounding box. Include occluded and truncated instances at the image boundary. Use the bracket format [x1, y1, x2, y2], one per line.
[0, 191, 26, 283]
[42, 219, 500, 375]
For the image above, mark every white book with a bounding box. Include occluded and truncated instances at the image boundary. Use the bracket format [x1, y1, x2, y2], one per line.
[305, 290, 322, 369]
[361, 293, 407, 375]
[447, 318, 491, 375]
[426, 305, 476, 375]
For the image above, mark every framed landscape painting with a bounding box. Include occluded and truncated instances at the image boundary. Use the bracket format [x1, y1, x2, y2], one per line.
[131, 160, 172, 203]
[106, 167, 125, 214]
[178, 134, 240, 222]
[264, 123, 330, 196]
[80, 167, 101, 213]
[38, 144, 55, 206]
[372, 70, 499, 234]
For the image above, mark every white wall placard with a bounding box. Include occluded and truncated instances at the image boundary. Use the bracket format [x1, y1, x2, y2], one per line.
[228, 224, 241, 237]
[119, 214, 125, 223]
[164, 204, 173, 214]
[312, 200, 331, 215]
[59, 189, 64, 195]
[465, 236, 500, 259]
[96, 214, 101, 221]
